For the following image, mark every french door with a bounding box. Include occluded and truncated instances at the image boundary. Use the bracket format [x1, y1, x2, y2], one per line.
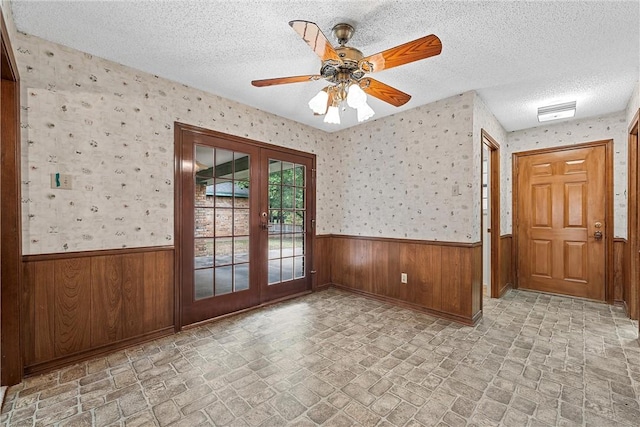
[176, 126, 314, 327]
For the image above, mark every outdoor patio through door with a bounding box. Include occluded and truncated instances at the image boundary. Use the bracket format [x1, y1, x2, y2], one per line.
[175, 125, 315, 327]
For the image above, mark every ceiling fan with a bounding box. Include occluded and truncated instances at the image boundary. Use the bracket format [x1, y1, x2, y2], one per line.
[251, 21, 442, 124]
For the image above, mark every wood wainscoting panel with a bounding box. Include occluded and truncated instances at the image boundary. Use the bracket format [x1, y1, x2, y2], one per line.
[440, 246, 465, 316]
[150, 250, 175, 330]
[55, 258, 92, 357]
[313, 235, 332, 289]
[500, 235, 513, 296]
[22, 246, 174, 374]
[122, 253, 145, 338]
[613, 238, 628, 310]
[472, 243, 483, 316]
[328, 235, 482, 325]
[91, 256, 123, 347]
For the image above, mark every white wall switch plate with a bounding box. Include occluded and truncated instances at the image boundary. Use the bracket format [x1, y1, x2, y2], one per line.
[401, 273, 408, 284]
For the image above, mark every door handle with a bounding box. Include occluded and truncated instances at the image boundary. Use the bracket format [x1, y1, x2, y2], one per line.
[594, 231, 603, 240]
[260, 211, 272, 231]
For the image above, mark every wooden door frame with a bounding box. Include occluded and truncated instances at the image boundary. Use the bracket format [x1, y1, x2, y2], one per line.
[480, 129, 502, 298]
[0, 10, 22, 386]
[512, 139, 614, 303]
[628, 108, 639, 320]
[174, 123, 316, 331]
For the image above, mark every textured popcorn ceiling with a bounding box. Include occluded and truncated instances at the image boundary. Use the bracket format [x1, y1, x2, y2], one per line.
[11, 0, 640, 132]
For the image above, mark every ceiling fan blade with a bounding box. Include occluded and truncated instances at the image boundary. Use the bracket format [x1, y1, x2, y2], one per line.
[359, 34, 442, 73]
[251, 75, 322, 87]
[289, 20, 341, 62]
[359, 78, 411, 107]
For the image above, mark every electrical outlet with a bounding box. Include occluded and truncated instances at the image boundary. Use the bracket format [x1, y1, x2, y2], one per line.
[401, 273, 408, 284]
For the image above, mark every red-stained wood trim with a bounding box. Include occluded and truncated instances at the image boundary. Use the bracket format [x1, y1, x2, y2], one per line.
[0, 8, 22, 386]
[22, 245, 174, 262]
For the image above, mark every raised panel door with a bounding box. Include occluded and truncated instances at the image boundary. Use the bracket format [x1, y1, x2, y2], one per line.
[517, 145, 605, 300]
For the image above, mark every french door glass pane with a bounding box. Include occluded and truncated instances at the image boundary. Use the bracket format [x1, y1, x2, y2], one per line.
[234, 209, 249, 235]
[215, 209, 233, 237]
[235, 264, 249, 291]
[294, 256, 304, 279]
[282, 187, 294, 209]
[215, 266, 233, 295]
[195, 238, 213, 269]
[194, 144, 252, 300]
[215, 237, 232, 266]
[267, 159, 306, 286]
[269, 185, 281, 208]
[195, 269, 214, 300]
[294, 234, 304, 256]
[268, 259, 280, 284]
[268, 235, 281, 259]
[268, 160, 281, 184]
[214, 179, 234, 207]
[234, 236, 249, 263]
[282, 162, 294, 185]
[281, 257, 294, 281]
[294, 165, 305, 186]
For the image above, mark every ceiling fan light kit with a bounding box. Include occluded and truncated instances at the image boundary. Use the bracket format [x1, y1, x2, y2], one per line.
[308, 89, 329, 114]
[251, 20, 442, 125]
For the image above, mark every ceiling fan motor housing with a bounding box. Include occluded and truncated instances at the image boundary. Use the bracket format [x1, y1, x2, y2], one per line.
[321, 46, 365, 83]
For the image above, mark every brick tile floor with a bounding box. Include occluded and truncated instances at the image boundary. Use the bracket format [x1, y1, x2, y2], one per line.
[2, 288, 639, 426]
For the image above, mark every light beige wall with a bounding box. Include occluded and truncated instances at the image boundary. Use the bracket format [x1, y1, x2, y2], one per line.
[504, 111, 628, 238]
[15, 33, 336, 254]
[331, 92, 477, 242]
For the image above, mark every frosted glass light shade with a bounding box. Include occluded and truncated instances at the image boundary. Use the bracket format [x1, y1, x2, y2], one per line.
[357, 102, 375, 122]
[537, 101, 576, 122]
[347, 83, 367, 108]
[324, 106, 341, 124]
[308, 90, 329, 114]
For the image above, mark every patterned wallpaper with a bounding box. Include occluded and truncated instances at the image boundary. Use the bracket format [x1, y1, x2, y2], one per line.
[16, 32, 337, 254]
[472, 93, 508, 238]
[627, 81, 639, 126]
[14, 26, 635, 254]
[504, 111, 629, 237]
[330, 92, 477, 242]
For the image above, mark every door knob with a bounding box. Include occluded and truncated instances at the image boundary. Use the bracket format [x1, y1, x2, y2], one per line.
[594, 231, 603, 240]
[260, 211, 272, 230]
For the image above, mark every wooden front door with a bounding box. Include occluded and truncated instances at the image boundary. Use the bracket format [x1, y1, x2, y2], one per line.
[516, 143, 607, 300]
[176, 125, 315, 327]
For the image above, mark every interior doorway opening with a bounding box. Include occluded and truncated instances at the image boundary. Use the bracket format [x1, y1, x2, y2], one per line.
[482, 145, 491, 295]
[481, 130, 502, 298]
[627, 109, 639, 327]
